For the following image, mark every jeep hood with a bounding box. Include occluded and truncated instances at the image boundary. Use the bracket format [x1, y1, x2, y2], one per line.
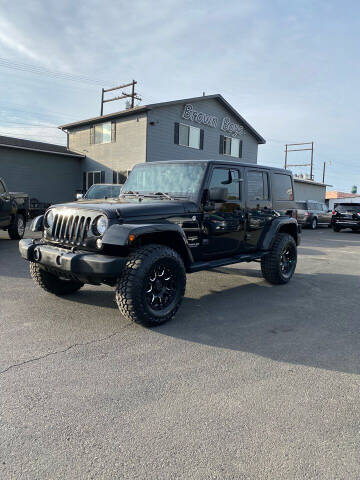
[52, 198, 195, 219]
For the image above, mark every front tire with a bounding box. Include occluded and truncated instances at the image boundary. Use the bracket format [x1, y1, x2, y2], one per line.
[8, 214, 25, 240]
[261, 233, 297, 285]
[333, 224, 341, 232]
[30, 262, 84, 295]
[116, 245, 186, 327]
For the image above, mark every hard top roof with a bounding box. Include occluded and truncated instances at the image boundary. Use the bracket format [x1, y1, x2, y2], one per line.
[134, 159, 290, 174]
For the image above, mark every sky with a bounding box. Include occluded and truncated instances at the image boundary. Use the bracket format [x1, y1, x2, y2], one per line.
[0, 0, 359, 192]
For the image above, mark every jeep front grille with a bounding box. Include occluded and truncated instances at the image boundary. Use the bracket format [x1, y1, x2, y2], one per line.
[51, 213, 92, 246]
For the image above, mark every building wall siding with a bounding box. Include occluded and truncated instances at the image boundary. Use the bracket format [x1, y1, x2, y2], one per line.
[146, 99, 259, 164]
[294, 181, 326, 202]
[68, 113, 147, 182]
[0, 148, 82, 203]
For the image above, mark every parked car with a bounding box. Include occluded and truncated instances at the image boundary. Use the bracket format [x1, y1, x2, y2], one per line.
[76, 184, 123, 201]
[20, 160, 301, 326]
[296, 200, 332, 229]
[0, 177, 29, 239]
[331, 203, 360, 232]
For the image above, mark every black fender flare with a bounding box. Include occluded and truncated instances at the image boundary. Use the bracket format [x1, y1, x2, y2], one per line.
[260, 217, 300, 250]
[31, 215, 44, 232]
[102, 223, 194, 266]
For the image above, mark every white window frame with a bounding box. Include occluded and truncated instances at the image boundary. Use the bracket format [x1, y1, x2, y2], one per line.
[179, 123, 201, 150]
[223, 135, 240, 158]
[94, 121, 112, 144]
[86, 171, 102, 189]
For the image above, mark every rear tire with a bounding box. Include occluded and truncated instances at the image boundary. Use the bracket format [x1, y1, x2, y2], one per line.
[310, 217, 318, 230]
[8, 214, 25, 240]
[261, 233, 297, 285]
[30, 262, 84, 295]
[115, 244, 186, 327]
[333, 225, 341, 232]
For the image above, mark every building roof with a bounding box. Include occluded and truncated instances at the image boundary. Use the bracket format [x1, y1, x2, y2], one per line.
[58, 94, 266, 144]
[326, 190, 358, 199]
[294, 178, 332, 187]
[0, 135, 84, 158]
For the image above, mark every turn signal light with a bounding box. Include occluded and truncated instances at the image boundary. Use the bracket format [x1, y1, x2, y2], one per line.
[129, 234, 136, 243]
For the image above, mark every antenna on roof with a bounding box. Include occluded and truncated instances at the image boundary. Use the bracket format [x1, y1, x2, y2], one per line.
[100, 80, 141, 115]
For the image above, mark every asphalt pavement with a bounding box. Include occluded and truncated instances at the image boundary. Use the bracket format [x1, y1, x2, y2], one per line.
[1, 227, 360, 479]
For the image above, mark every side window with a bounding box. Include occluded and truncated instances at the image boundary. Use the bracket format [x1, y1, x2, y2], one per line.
[0, 181, 5, 195]
[175, 123, 203, 150]
[209, 168, 240, 200]
[247, 171, 269, 201]
[322, 204, 328, 212]
[272, 173, 294, 201]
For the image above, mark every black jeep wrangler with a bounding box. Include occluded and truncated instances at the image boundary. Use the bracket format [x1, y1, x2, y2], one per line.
[19, 160, 300, 326]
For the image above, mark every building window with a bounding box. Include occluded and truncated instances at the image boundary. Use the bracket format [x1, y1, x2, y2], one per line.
[85, 171, 105, 190]
[112, 171, 128, 184]
[174, 123, 203, 149]
[222, 135, 242, 158]
[90, 121, 116, 144]
[247, 170, 269, 201]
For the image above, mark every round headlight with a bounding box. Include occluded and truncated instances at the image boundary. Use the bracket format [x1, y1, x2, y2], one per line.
[45, 210, 54, 229]
[94, 215, 108, 236]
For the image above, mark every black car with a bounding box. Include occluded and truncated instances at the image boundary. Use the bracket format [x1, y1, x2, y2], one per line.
[0, 177, 29, 239]
[332, 203, 360, 232]
[19, 160, 301, 326]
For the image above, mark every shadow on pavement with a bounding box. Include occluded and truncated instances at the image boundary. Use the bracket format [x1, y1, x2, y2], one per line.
[64, 269, 360, 376]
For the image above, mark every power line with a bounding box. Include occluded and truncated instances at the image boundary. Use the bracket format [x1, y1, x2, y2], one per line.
[0, 57, 113, 86]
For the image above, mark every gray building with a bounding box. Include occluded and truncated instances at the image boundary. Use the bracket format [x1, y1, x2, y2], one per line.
[0, 136, 84, 204]
[59, 94, 265, 190]
[293, 178, 329, 203]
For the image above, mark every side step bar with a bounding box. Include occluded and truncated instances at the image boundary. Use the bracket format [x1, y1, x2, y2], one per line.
[188, 251, 269, 273]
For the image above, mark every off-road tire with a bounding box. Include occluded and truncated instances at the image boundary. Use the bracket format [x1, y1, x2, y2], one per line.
[261, 233, 297, 285]
[30, 262, 84, 295]
[115, 244, 186, 327]
[333, 225, 341, 232]
[8, 213, 25, 240]
[310, 217, 318, 230]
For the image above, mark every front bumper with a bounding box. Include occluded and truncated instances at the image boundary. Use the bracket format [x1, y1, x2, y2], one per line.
[19, 239, 125, 278]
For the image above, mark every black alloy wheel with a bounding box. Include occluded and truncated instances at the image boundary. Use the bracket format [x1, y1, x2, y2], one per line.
[116, 244, 186, 327]
[279, 243, 297, 279]
[145, 263, 177, 311]
[261, 233, 297, 285]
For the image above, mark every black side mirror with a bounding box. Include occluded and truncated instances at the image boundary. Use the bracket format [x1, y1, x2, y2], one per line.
[209, 187, 227, 203]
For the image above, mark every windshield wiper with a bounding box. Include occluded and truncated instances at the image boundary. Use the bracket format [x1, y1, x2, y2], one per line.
[121, 191, 142, 197]
[148, 191, 174, 200]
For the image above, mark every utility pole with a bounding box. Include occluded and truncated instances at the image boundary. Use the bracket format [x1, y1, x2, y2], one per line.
[284, 142, 314, 180]
[100, 80, 141, 116]
[322, 161, 326, 184]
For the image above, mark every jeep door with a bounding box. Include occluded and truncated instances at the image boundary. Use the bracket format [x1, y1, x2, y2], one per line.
[0, 180, 11, 227]
[244, 169, 273, 250]
[202, 166, 245, 257]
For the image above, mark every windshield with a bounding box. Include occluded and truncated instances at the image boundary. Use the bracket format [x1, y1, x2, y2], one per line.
[85, 184, 122, 199]
[336, 204, 360, 213]
[122, 163, 207, 197]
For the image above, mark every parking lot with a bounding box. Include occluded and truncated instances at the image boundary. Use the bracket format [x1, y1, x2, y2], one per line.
[1, 227, 360, 479]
